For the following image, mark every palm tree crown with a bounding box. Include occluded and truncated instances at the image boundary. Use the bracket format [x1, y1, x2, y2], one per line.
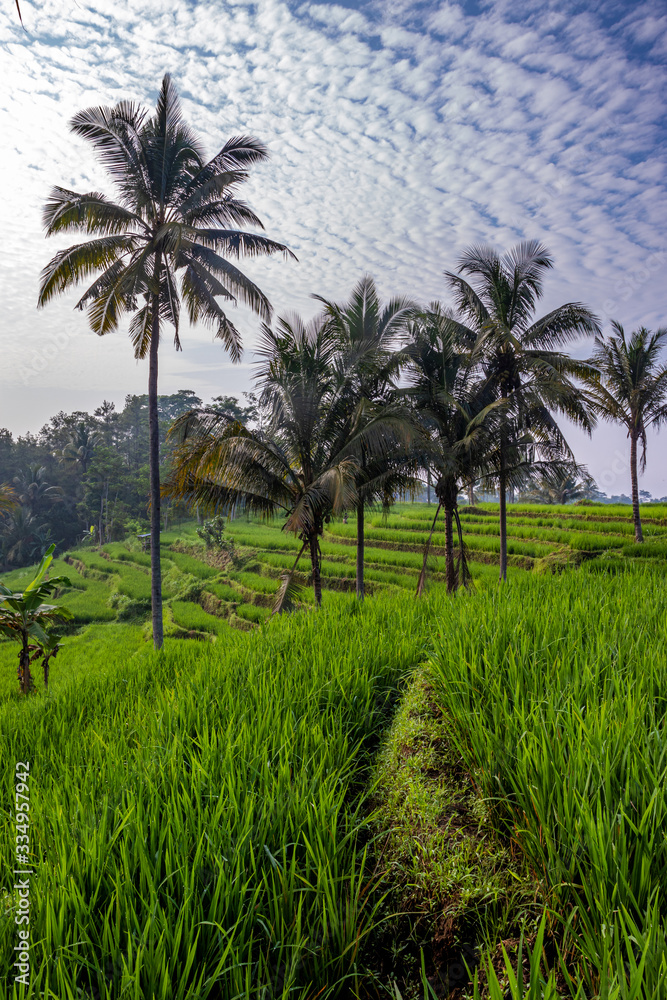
[38, 74, 294, 358]
[445, 240, 600, 580]
[587, 322, 667, 541]
[164, 315, 359, 608]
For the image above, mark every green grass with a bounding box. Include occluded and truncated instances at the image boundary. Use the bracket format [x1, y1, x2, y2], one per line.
[427, 566, 667, 994]
[0, 588, 453, 999]
[235, 601, 271, 624]
[205, 581, 241, 603]
[114, 563, 153, 601]
[229, 570, 278, 595]
[367, 670, 538, 992]
[2, 505, 667, 996]
[160, 547, 219, 579]
[170, 599, 235, 636]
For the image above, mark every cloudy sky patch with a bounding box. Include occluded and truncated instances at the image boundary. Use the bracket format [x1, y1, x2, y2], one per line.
[1, 0, 666, 493]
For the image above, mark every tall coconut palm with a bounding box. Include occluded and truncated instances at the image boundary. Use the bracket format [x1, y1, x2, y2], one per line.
[163, 315, 359, 608]
[445, 241, 600, 580]
[38, 74, 294, 648]
[586, 322, 667, 542]
[315, 275, 418, 599]
[403, 305, 502, 593]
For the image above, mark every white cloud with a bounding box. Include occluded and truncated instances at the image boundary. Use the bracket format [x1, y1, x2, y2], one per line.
[1, 0, 666, 491]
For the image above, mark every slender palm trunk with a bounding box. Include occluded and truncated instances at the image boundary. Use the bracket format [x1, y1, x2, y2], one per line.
[467, 480, 475, 506]
[630, 433, 643, 543]
[444, 504, 457, 593]
[149, 291, 164, 650]
[427, 469, 431, 504]
[309, 531, 322, 606]
[499, 428, 508, 582]
[356, 501, 365, 601]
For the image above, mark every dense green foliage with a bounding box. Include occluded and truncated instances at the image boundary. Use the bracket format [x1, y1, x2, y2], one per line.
[0, 392, 204, 568]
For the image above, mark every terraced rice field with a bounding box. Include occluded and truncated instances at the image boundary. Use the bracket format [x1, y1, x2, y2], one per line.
[2, 502, 664, 656]
[223, 500, 667, 600]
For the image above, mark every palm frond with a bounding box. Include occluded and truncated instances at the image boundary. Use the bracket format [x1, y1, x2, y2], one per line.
[69, 101, 152, 212]
[273, 541, 307, 615]
[181, 243, 272, 320]
[192, 228, 297, 261]
[522, 302, 601, 348]
[38, 236, 137, 307]
[42, 188, 146, 237]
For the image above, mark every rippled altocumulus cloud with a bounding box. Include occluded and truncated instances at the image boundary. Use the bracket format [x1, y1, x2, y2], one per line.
[1, 0, 666, 491]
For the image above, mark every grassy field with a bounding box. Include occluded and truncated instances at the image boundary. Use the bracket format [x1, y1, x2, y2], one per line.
[1, 502, 666, 998]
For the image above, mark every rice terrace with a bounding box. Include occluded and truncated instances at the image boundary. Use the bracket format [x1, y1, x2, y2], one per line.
[2, 2, 667, 999]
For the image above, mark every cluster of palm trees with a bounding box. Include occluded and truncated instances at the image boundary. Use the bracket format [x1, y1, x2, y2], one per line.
[37, 74, 667, 649]
[161, 247, 612, 608]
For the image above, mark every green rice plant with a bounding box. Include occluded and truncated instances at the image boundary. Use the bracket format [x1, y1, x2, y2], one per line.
[114, 564, 153, 601]
[63, 580, 118, 623]
[74, 552, 116, 575]
[206, 581, 241, 603]
[170, 600, 235, 636]
[621, 540, 667, 559]
[363, 546, 426, 570]
[103, 544, 153, 567]
[235, 602, 271, 624]
[0, 587, 454, 998]
[428, 566, 667, 990]
[229, 570, 277, 595]
[160, 548, 219, 579]
[364, 567, 416, 588]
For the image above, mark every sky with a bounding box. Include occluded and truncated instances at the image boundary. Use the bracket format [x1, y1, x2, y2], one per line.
[0, 0, 666, 495]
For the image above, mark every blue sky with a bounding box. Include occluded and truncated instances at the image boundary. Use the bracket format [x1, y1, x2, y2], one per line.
[1, 0, 666, 494]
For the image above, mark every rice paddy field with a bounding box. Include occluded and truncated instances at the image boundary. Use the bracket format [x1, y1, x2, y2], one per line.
[1, 501, 666, 998]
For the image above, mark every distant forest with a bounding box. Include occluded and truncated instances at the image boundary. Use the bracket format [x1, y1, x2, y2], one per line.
[0, 391, 257, 570]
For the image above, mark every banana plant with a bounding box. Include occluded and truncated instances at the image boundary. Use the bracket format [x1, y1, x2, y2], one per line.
[0, 544, 72, 693]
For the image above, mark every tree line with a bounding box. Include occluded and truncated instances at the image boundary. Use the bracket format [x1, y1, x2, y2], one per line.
[0, 391, 256, 569]
[6, 73, 664, 649]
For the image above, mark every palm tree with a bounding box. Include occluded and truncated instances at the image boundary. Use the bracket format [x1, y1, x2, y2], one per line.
[519, 464, 598, 505]
[38, 74, 294, 648]
[164, 315, 358, 607]
[404, 305, 502, 593]
[445, 241, 600, 580]
[59, 423, 104, 474]
[586, 323, 667, 542]
[13, 465, 64, 515]
[1, 507, 48, 567]
[315, 275, 418, 599]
